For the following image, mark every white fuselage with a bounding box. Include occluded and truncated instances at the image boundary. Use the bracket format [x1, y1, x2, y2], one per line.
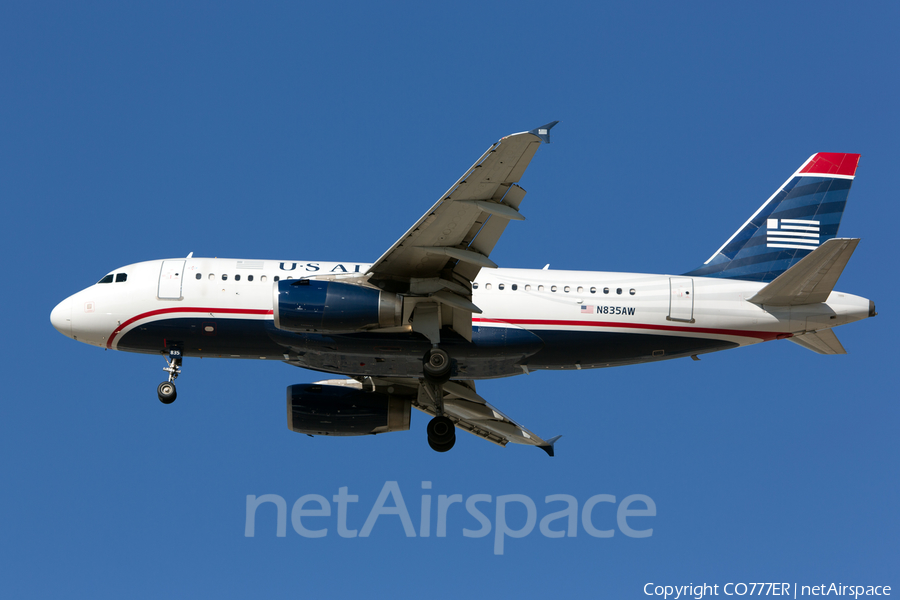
[50, 257, 872, 377]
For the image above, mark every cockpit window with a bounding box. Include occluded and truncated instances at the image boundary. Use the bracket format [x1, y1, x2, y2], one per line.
[115, 273, 127, 283]
[98, 275, 114, 284]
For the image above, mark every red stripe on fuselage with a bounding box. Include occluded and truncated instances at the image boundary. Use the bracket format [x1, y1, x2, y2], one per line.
[472, 317, 788, 341]
[107, 309, 787, 351]
[106, 307, 274, 349]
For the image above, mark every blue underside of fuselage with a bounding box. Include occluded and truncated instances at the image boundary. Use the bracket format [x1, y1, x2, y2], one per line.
[116, 318, 739, 379]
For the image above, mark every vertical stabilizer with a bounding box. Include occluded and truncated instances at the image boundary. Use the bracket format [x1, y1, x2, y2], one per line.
[686, 153, 860, 282]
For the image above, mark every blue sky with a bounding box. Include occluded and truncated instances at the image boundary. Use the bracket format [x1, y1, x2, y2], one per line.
[3, 1, 897, 597]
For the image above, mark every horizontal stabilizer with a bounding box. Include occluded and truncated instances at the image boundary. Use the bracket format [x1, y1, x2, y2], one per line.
[747, 238, 859, 306]
[788, 329, 847, 355]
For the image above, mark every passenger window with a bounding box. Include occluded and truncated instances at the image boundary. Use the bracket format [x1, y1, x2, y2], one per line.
[577, 286, 584, 293]
[511, 284, 518, 291]
[248, 275, 254, 282]
[590, 287, 596, 294]
[235, 274, 241, 281]
[195, 273, 201, 280]
[616, 288, 623, 295]
[564, 286, 570, 293]
[603, 287, 609, 294]
[208, 274, 215, 280]
[274, 276, 280, 282]
[473, 283, 479, 289]
[222, 274, 228, 281]
[498, 283, 505, 290]
[538, 285, 544, 291]
[551, 285, 557, 292]
[525, 285, 531, 291]
[630, 288, 636, 295]
[261, 275, 267, 282]
[98, 275, 114, 284]
[115, 273, 127, 282]
[485, 283, 492, 290]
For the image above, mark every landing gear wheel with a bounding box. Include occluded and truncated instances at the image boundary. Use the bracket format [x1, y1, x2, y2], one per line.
[427, 415, 456, 448]
[157, 381, 177, 404]
[428, 436, 456, 453]
[423, 348, 451, 383]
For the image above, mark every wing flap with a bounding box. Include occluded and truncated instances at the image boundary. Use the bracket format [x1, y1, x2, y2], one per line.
[456, 185, 528, 281]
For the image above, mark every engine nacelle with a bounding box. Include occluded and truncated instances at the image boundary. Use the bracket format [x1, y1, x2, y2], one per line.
[286, 383, 411, 436]
[273, 279, 402, 333]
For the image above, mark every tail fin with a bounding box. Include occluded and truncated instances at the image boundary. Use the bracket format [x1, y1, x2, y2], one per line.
[685, 153, 860, 282]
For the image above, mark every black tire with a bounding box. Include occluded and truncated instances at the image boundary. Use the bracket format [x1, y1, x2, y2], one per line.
[427, 415, 455, 445]
[423, 348, 451, 382]
[157, 381, 177, 404]
[428, 435, 455, 453]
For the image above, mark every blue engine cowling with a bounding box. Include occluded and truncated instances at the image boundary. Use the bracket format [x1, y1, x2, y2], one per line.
[273, 279, 402, 333]
[287, 383, 411, 436]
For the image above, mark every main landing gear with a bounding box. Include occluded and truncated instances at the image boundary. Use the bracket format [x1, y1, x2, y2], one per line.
[158, 348, 182, 404]
[423, 348, 456, 453]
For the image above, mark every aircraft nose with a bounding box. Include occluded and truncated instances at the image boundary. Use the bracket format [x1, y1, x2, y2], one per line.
[50, 298, 73, 337]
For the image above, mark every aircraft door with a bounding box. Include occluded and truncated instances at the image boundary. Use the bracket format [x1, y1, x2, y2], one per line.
[668, 277, 694, 323]
[158, 260, 186, 300]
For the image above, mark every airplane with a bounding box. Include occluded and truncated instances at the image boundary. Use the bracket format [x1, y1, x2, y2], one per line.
[50, 122, 876, 456]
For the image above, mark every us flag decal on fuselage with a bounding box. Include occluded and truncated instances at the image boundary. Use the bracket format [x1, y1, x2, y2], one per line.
[766, 218, 820, 250]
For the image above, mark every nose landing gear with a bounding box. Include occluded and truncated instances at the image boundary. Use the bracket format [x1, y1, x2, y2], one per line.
[158, 348, 182, 404]
[157, 381, 177, 404]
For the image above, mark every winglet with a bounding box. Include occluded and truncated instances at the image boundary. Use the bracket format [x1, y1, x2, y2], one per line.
[529, 121, 560, 143]
[539, 435, 562, 457]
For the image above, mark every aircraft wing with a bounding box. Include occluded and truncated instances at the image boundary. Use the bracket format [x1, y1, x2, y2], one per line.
[371, 377, 560, 456]
[365, 122, 557, 340]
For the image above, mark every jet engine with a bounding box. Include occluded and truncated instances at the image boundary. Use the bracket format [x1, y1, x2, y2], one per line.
[286, 383, 411, 436]
[273, 279, 402, 333]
